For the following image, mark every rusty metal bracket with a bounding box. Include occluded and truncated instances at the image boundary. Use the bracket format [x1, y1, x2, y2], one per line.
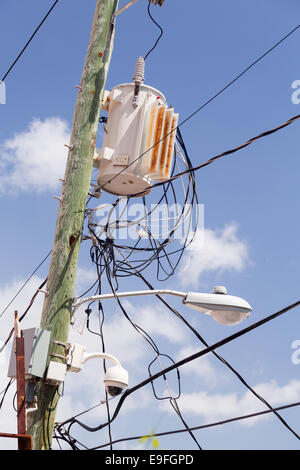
[0, 433, 32, 450]
[1, 312, 33, 450]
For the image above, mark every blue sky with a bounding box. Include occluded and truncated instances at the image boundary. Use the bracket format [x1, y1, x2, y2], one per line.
[0, 0, 300, 450]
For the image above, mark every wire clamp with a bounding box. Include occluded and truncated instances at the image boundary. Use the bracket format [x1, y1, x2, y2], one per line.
[64, 144, 73, 151]
[49, 353, 67, 361]
[37, 289, 49, 297]
[51, 340, 70, 350]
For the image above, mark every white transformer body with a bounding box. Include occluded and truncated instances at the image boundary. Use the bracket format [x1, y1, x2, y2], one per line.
[95, 83, 179, 197]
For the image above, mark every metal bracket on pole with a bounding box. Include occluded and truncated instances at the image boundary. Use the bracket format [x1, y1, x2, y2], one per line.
[14, 312, 31, 450]
[49, 352, 67, 361]
[51, 340, 70, 350]
[113, 0, 139, 21]
[111, 0, 165, 26]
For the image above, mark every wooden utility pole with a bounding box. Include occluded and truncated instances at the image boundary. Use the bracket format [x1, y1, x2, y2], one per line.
[27, 0, 119, 450]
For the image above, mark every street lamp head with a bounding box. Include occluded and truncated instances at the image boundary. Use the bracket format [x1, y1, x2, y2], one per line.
[183, 286, 251, 326]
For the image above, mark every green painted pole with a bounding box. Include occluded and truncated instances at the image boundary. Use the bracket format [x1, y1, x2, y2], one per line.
[27, 0, 119, 450]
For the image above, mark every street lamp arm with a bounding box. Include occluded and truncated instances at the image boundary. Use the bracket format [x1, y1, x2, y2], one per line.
[72, 286, 252, 327]
[73, 289, 187, 313]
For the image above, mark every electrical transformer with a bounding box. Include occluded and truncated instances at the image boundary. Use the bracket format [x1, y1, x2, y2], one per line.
[94, 57, 179, 197]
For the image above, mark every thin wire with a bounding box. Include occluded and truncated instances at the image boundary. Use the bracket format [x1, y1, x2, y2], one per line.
[67, 247, 203, 450]
[1, 0, 60, 82]
[100, 21, 300, 191]
[91, 400, 300, 450]
[0, 379, 14, 411]
[58, 299, 300, 433]
[87, 132, 199, 282]
[144, 1, 164, 60]
[0, 250, 51, 320]
[0, 277, 48, 353]
[122, 112, 300, 198]
[117, 259, 300, 441]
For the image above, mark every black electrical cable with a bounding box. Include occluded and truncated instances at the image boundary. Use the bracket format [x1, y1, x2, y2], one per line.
[90, 110, 300, 287]
[0, 277, 48, 353]
[91, 399, 300, 450]
[169, 398, 203, 450]
[144, 1, 164, 60]
[87, 131, 199, 282]
[95, 250, 300, 439]
[59, 299, 300, 434]
[95, 254, 113, 451]
[0, 379, 14, 412]
[45, 386, 59, 450]
[101, 21, 300, 191]
[75, 241, 204, 450]
[147, 354, 202, 450]
[114, 259, 300, 441]
[0, 250, 51, 320]
[115, 111, 300, 199]
[1, 0, 60, 82]
[88, 241, 192, 446]
[148, 354, 181, 402]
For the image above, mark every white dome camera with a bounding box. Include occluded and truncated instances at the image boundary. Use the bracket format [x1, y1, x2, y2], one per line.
[67, 344, 129, 396]
[104, 364, 129, 397]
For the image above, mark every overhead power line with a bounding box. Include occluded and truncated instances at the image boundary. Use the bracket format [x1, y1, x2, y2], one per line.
[177, 22, 300, 129]
[1, 0, 60, 82]
[0, 250, 52, 320]
[144, 1, 164, 60]
[152, 112, 300, 188]
[92, 400, 300, 450]
[124, 266, 300, 441]
[110, 112, 300, 199]
[101, 21, 300, 190]
[0, 277, 48, 353]
[58, 299, 300, 434]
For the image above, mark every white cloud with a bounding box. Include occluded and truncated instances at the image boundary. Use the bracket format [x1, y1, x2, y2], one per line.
[160, 379, 300, 427]
[179, 223, 249, 287]
[0, 117, 70, 194]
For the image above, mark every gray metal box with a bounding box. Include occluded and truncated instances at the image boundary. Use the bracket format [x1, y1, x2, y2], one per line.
[7, 328, 51, 379]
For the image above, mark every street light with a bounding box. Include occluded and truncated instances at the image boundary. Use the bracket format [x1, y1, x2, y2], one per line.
[73, 286, 251, 327]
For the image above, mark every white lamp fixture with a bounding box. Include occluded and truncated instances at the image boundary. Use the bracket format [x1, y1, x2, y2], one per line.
[73, 286, 251, 327]
[182, 286, 251, 326]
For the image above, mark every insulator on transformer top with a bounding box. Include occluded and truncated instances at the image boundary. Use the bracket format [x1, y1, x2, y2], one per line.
[132, 57, 145, 109]
[94, 58, 179, 197]
[133, 56, 145, 85]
